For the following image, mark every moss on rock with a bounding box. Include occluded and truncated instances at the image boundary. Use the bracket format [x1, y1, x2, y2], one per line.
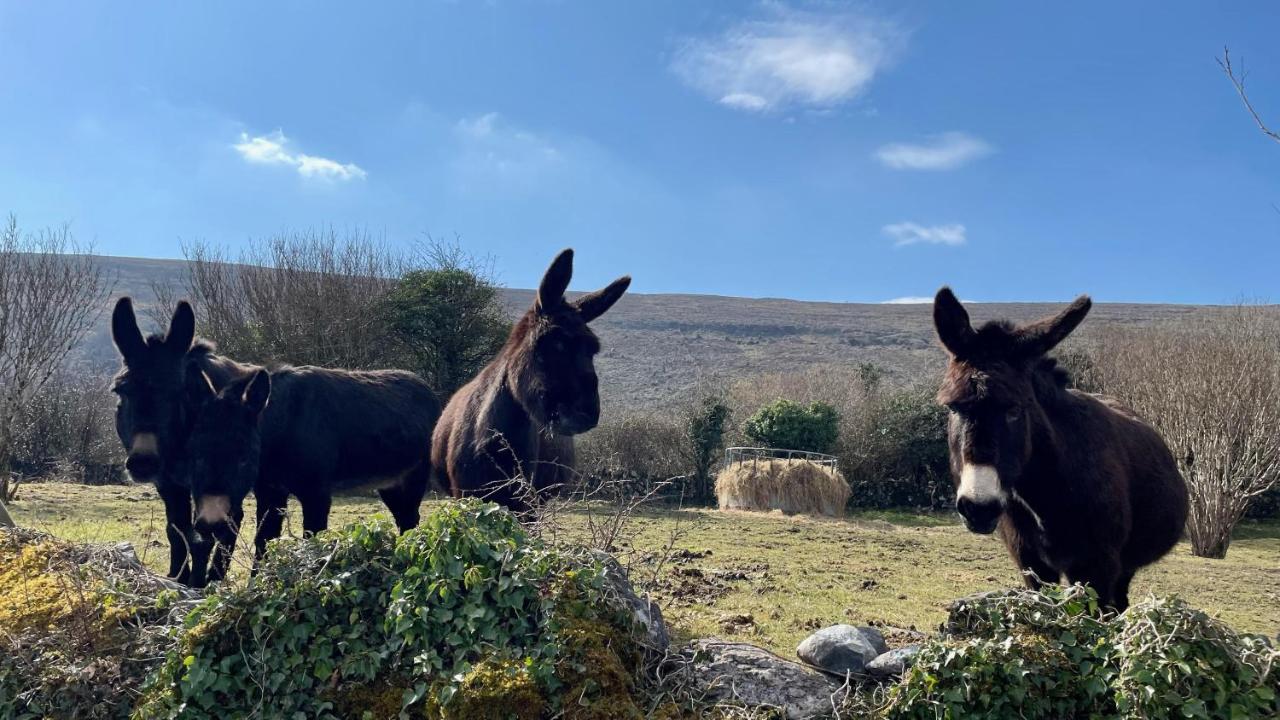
[0, 528, 195, 720]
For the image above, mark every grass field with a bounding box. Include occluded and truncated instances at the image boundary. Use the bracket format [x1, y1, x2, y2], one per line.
[9, 481, 1279, 656]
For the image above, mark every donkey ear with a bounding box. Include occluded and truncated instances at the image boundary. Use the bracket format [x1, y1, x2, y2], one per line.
[166, 301, 195, 353]
[242, 369, 271, 415]
[1018, 295, 1092, 357]
[185, 364, 216, 406]
[111, 297, 146, 363]
[536, 249, 574, 314]
[933, 287, 976, 358]
[574, 276, 631, 323]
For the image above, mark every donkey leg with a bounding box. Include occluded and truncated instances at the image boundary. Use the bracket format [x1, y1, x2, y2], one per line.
[300, 493, 332, 537]
[253, 488, 289, 564]
[1002, 523, 1058, 590]
[1067, 553, 1122, 610]
[188, 532, 213, 588]
[206, 504, 244, 585]
[1113, 568, 1137, 613]
[379, 464, 430, 533]
[158, 482, 194, 585]
[1015, 548, 1060, 590]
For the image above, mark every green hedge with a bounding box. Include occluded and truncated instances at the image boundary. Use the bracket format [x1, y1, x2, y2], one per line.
[882, 586, 1280, 719]
[136, 501, 651, 719]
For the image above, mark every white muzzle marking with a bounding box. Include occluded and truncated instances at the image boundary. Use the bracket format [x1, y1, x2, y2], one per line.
[196, 495, 231, 526]
[130, 432, 158, 455]
[959, 464, 1006, 505]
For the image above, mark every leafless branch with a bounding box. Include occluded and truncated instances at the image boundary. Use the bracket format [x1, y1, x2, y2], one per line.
[1219, 46, 1280, 145]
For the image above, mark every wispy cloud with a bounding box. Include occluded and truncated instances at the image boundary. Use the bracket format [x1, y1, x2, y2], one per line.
[671, 5, 904, 113]
[233, 130, 367, 181]
[875, 132, 992, 170]
[881, 296, 934, 304]
[453, 112, 563, 185]
[884, 222, 966, 247]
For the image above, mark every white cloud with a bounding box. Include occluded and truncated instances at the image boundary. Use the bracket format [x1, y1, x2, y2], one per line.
[672, 5, 903, 113]
[456, 112, 499, 139]
[875, 132, 992, 170]
[881, 296, 934, 304]
[233, 130, 366, 181]
[720, 92, 770, 111]
[452, 113, 562, 184]
[884, 222, 966, 247]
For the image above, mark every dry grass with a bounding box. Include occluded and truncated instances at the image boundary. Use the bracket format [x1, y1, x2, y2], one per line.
[716, 459, 849, 517]
[7, 482, 1280, 658]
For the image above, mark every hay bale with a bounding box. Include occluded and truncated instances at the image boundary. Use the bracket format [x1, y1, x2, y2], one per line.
[715, 458, 850, 516]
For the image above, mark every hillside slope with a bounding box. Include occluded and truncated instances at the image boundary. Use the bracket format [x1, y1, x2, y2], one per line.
[83, 256, 1213, 409]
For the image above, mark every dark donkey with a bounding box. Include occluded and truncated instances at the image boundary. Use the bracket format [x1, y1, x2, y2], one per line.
[433, 249, 630, 511]
[111, 298, 441, 586]
[932, 288, 1188, 610]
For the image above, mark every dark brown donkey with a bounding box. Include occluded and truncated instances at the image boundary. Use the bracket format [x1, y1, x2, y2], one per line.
[932, 288, 1188, 610]
[111, 298, 440, 586]
[433, 249, 630, 511]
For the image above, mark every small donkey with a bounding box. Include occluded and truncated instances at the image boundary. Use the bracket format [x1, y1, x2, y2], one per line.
[111, 298, 440, 586]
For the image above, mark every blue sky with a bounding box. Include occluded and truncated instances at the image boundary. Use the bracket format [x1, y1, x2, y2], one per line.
[1, 2, 1278, 303]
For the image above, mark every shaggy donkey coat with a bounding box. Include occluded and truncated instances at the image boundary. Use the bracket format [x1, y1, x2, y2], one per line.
[433, 249, 630, 512]
[111, 298, 440, 586]
[933, 288, 1188, 610]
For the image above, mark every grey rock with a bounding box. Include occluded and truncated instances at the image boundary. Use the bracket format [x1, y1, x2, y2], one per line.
[592, 551, 670, 653]
[689, 639, 849, 719]
[866, 645, 922, 678]
[859, 626, 889, 656]
[796, 624, 887, 676]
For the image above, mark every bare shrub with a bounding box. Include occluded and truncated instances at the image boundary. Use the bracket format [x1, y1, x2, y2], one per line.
[12, 365, 121, 480]
[169, 229, 403, 369]
[0, 217, 111, 501]
[1092, 305, 1280, 558]
[576, 414, 688, 496]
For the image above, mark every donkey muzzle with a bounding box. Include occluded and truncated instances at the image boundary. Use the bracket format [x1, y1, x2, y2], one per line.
[194, 495, 232, 531]
[125, 453, 161, 480]
[957, 496, 1002, 534]
[125, 432, 162, 480]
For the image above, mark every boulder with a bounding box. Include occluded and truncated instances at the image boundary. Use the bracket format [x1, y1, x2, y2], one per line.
[689, 639, 849, 719]
[796, 624, 889, 676]
[866, 645, 922, 678]
[592, 551, 670, 653]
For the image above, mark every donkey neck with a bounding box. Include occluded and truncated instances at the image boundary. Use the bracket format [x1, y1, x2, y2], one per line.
[1010, 373, 1077, 514]
[192, 348, 261, 390]
[473, 358, 542, 446]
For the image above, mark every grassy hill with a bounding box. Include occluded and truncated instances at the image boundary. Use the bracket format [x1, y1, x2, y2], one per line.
[85, 255, 1216, 409]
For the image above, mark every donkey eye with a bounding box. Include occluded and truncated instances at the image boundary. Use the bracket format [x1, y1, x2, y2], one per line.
[1005, 408, 1022, 424]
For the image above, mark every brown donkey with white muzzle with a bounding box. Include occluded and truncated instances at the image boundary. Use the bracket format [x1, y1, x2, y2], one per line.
[932, 288, 1188, 610]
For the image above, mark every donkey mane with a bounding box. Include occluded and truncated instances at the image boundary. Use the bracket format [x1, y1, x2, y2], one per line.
[939, 354, 1076, 409]
[188, 338, 218, 357]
